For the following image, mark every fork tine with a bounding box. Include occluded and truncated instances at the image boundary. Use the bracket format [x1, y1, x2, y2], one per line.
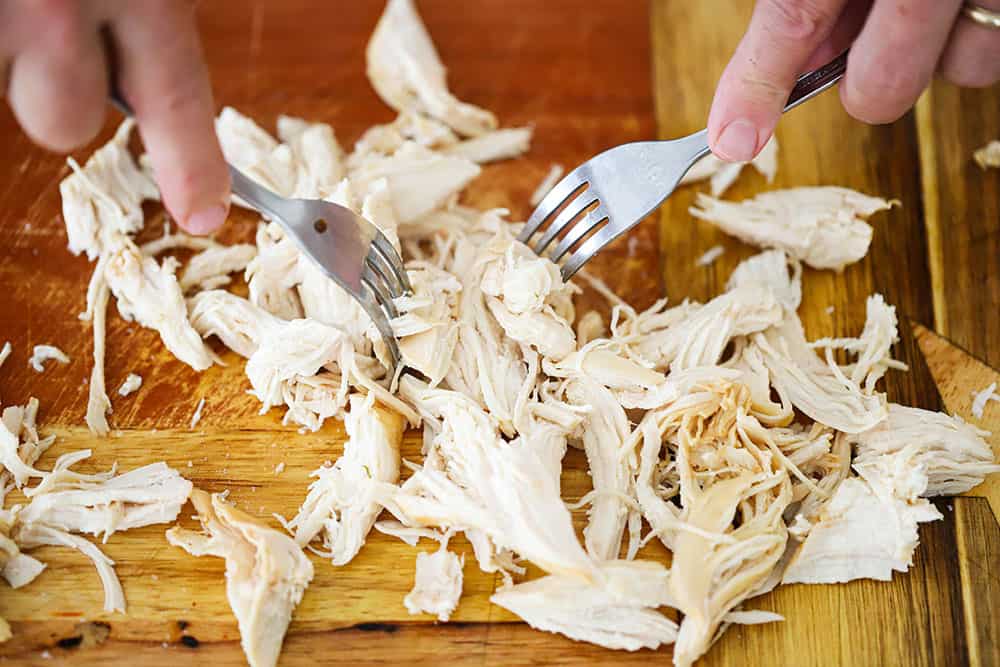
[366, 246, 405, 298]
[530, 191, 599, 255]
[560, 222, 627, 280]
[518, 169, 588, 243]
[362, 265, 400, 319]
[360, 281, 401, 369]
[370, 231, 412, 294]
[548, 206, 609, 262]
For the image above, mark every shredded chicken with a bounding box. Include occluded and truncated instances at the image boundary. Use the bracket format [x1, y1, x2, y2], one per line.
[43, 2, 998, 664]
[190, 398, 206, 429]
[117, 373, 142, 397]
[167, 490, 313, 667]
[366, 0, 497, 136]
[690, 187, 895, 270]
[286, 393, 405, 564]
[28, 345, 69, 373]
[971, 381, 999, 419]
[530, 164, 565, 206]
[695, 244, 725, 267]
[404, 535, 464, 621]
[974, 140, 1000, 170]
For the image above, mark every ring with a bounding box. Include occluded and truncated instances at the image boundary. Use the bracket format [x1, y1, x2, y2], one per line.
[962, 2, 1000, 29]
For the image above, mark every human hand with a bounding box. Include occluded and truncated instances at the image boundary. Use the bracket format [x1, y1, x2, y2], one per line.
[707, 0, 1000, 162]
[0, 0, 230, 234]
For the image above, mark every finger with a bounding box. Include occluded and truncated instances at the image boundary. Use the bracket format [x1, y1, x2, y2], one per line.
[708, 0, 849, 162]
[802, 0, 872, 71]
[110, 2, 229, 235]
[5, 4, 107, 152]
[841, 0, 963, 124]
[938, 0, 1000, 87]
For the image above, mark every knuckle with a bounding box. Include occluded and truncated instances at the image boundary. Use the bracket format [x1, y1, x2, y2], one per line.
[762, 0, 834, 42]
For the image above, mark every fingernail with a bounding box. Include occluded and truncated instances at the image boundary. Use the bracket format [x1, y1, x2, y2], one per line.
[714, 118, 759, 163]
[185, 204, 228, 235]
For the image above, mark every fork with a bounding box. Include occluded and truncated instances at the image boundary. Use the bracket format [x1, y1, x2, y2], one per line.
[106, 87, 411, 369]
[519, 52, 849, 280]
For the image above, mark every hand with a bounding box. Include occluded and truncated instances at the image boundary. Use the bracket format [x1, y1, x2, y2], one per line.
[707, 0, 1000, 162]
[0, 0, 230, 234]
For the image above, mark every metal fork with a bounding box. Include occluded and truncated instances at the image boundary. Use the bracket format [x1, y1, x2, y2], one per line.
[520, 52, 849, 280]
[106, 92, 410, 370]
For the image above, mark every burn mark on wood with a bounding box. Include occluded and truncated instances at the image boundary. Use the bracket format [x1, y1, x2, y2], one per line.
[180, 635, 200, 648]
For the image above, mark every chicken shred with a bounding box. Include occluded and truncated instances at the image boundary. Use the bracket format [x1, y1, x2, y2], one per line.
[117, 373, 142, 397]
[680, 135, 779, 197]
[28, 345, 69, 373]
[404, 534, 464, 621]
[690, 186, 895, 270]
[167, 490, 313, 667]
[974, 140, 1000, 170]
[38, 2, 999, 665]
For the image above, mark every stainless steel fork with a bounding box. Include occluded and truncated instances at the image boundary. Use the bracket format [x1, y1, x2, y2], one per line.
[520, 52, 849, 280]
[107, 89, 410, 370]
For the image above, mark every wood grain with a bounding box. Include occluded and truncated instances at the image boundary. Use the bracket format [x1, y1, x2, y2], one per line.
[0, 1, 996, 665]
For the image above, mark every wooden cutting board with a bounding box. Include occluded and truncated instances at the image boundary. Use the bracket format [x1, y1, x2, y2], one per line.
[0, 1, 997, 665]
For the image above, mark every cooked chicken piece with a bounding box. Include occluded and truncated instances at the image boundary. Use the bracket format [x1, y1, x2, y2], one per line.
[245, 319, 351, 428]
[971, 381, 999, 419]
[349, 112, 459, 169]
[28, 345, 69, 373]
[690, 187, 894, 270]
[350, 142, 480, 224]
[15, 522, 127, 612]
[189, 290, 283, 359]
[725, 249, 802, 313]
[563, 376, 636, 561]
[575, 311, 606, 347]
[287, 394, 404, 564]
[117, 373, 142, 397]
[167, 490, 314, 667]
[216, 107, 298, 199]
[680, 135, 778, 197]
[373, 519, 444, 546]
[620, 285, 782, 372]
[782, 475, 941, 585]
[245, 223, 305, 320]
[750, 314, 887, 433]
[139, 223, 216, 256]
[809, 294, 907, 392]
[974, 140, 1000, 169]
[530, 164, 565, 207]
[491, 560, 678, 651]
[443, 127, 532, 164]
[276, 115, 345, 198]
[391, 262, 461, 385]
[367, 0, 497, 136]
[84, 265, 112, 436]
[695, 245, 725, 267]
[179, 244, 258, 294]
[190, 398, 206, 429]
[480, 235, 577, 360]
[103, 240, 216, 371]
[18, 460, 192, 541]
[384, 380, 596, 581]
[852, 404, 1000, 496]
[0, 342, 10, 371]
[59, 119, 159, 260]
[404, 536, 464, 621]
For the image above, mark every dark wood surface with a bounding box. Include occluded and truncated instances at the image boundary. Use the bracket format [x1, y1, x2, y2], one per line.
[0, 1, 996, 665]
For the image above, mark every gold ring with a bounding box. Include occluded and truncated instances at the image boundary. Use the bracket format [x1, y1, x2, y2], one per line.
[962, 3, 1000, 28]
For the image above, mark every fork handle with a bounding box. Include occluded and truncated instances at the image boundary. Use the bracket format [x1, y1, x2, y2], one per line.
[783, 51, 848, 113]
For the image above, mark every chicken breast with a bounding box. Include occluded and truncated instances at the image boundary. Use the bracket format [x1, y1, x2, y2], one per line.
[167, 490, 314, 667]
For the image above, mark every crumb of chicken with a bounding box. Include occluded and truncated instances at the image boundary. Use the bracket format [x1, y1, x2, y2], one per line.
[117, 373, 142, 397]
[974, 140, 1000, 170]
[28, 345, 70, 373]
[530, 164, 565, 206]
[695, 245, 725, 267]
[274, 462, 285, 475]
[0, 342, 11, 369]
[971, 382, 999, 420]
